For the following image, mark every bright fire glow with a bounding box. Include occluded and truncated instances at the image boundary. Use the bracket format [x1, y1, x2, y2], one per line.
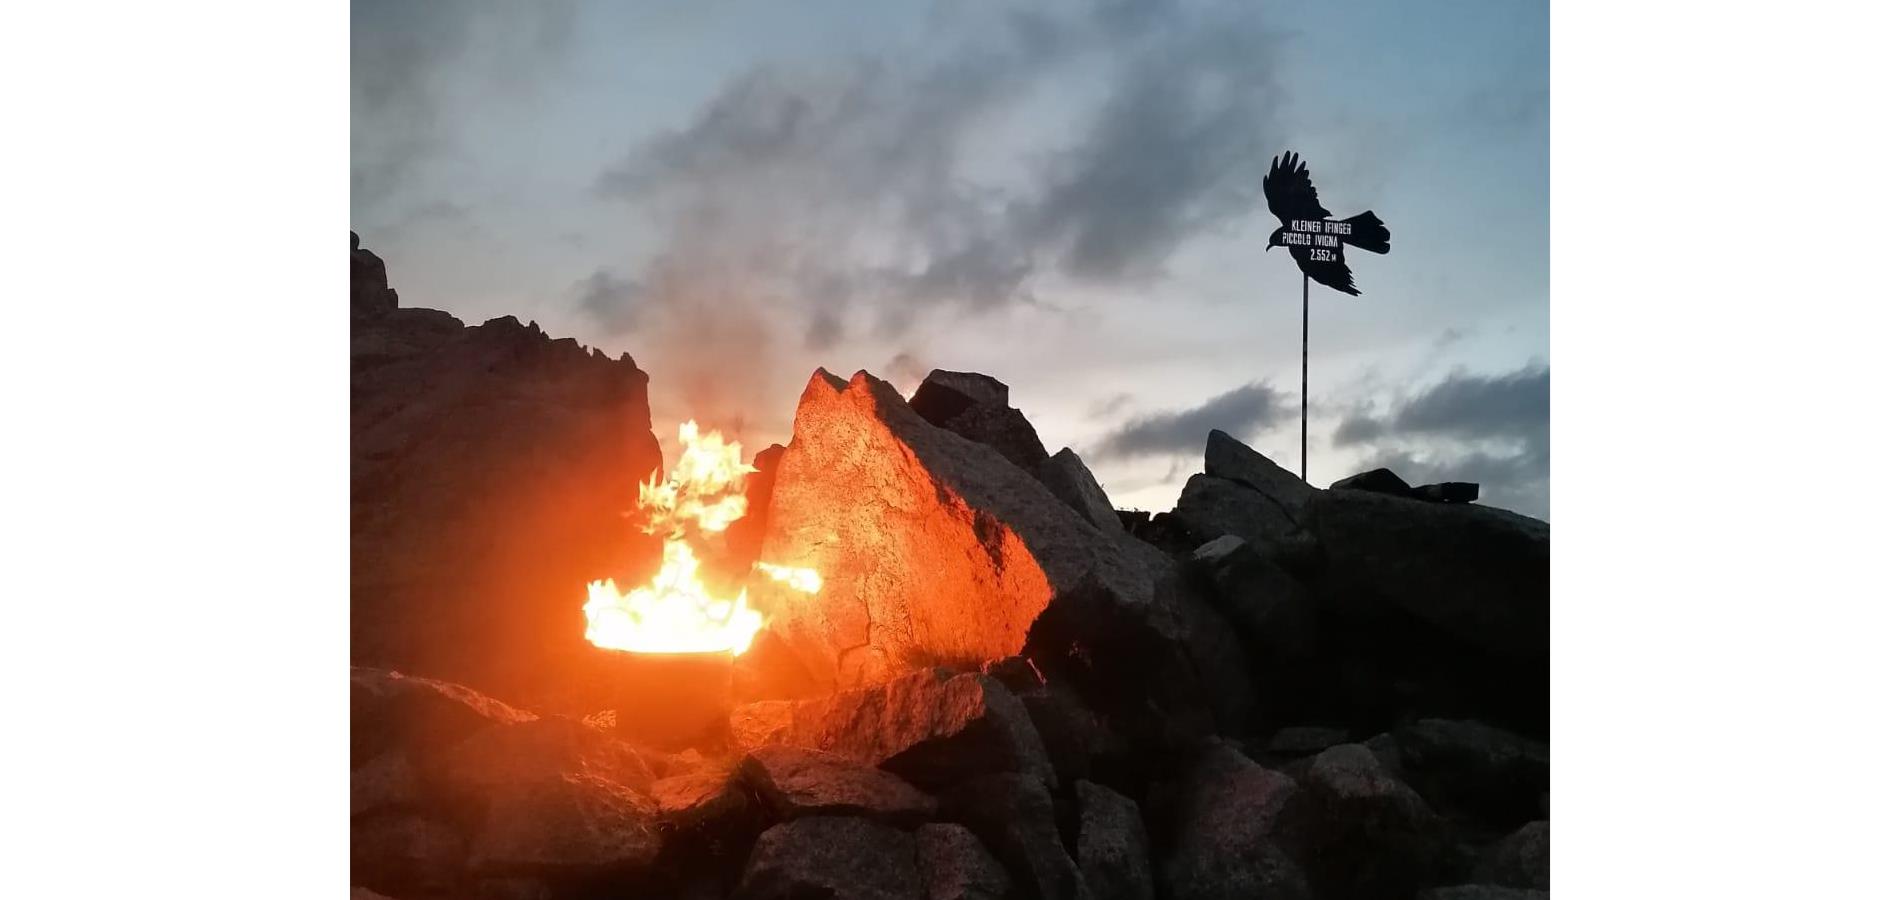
[584, 421, 820, 656]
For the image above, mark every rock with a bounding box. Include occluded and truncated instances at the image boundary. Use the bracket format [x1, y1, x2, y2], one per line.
[1074, 780, 1154, 900]
[916, 823, 1014, 900]
[1040, 448, 1125, 533]
[1417, 888, 1549, 900]
[1413, 481, 1480, 504]
[757, 369, 1174, 691]
[434, 716, 657, 814]
[1017, 681, 1126, 784]
[740, 745, 936, 826]
[981, 656, 1048, 693]
[939, 773, 1084, 900]
[729, 668, 1053, 791]
[1171, 474, 1298, 554]
[721, 442, 787, 570]
[1391, 719, 1549, 831]
[1278, 743, 1452, 900]
[351, 238, 400, 319]
[463, 773, 664, 880]
[651, 766, 753, 833]
[1328, 468, 1412, 496]
[352, 240, 663, 711]
[351, 667, 536, 768]
[909, 369, 1051, 474]
[1303, 490, 1549, 734]
[352, 749, 423, 819]
[350, 813, 466, 897]
[1152, 742, 1310, 900]
[734, 816, 925, 900]
[728, 700, 797, 749]
[1474, 820, 1549, 890]
[1115, 509, 1150, 532]
[1204, 430, 1315, 517]
[1185, 536, 1321, 725]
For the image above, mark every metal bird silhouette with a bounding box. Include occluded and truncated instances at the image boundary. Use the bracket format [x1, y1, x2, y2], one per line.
[1263, 151, 1390, 295]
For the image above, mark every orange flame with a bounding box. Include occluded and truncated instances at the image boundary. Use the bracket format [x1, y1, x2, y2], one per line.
[584, 421, 819, 656]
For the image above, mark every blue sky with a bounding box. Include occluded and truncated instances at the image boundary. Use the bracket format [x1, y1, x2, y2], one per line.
[352, 0, 1549, 517]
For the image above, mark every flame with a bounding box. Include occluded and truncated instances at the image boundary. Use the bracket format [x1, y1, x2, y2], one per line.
[584, 420, 820, 656]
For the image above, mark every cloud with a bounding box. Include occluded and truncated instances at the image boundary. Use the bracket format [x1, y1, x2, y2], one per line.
[581, 0, 1287, 342]
[1331, 363, 1550, 518]
[572, 269, 642, 330]
[1095, 380, 1287, 459]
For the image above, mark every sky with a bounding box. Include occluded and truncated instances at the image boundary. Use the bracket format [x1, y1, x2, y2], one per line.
[351, 0, 1549, 518]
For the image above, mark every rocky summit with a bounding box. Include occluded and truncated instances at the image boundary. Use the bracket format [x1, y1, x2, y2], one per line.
[351, 237, 1549, 900]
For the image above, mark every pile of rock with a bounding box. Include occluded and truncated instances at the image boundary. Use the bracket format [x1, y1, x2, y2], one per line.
[351, 242, 1550, 899]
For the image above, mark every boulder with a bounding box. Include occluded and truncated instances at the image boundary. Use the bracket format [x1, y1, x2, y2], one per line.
[351, 667, 536, 768]
[1017, 681, 1127, 785]
[1302, 490, 1549, 733]
[433, 716, 657, 817]
[352, 749, 423, 819]
[1185, 536, 1321, 725]
[1474, 820, 1549, 890]
[1278, 744, 1452, 900]
[734, 816, 925, 900]
[651, 766, 754, 834]
[1074, 780, 1154, 900]
[351, 236, 400, 319]
[1114, 509, 1150, 532]
[352, 238, 664, 712]
[939, 772, 1085, 900]
[1413, 482, 1480, 504]
[909, 369, 1050, 474]
[1205, 430, 1315, 517]
[1152, 742, 1310, 900]
[757, 369, 1174, 693]
[1257, 726, 1350, 760]
[728, 668, 1054, 791]
[350, 813, 466, 897]
[915, 823, 1015, 900]
[1389, 720, 1548, 832]
[462, 773, 664, 880]
[1328, 468, 1412, 496]
[1040, 447, 1125, 533]
[740, 745, 936, 827]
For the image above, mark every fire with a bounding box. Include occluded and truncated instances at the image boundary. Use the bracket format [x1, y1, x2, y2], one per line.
[584, 421, 820, 656]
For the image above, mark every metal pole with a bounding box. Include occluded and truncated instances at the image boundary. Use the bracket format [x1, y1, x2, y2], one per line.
[1301, 274, 1309, 482]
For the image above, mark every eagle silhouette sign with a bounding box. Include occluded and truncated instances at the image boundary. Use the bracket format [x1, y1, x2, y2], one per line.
[1263, 151, 1390, 295]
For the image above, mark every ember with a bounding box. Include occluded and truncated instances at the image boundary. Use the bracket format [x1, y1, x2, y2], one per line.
[583, 421, 819, 657]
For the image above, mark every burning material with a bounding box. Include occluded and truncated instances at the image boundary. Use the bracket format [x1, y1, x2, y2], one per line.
[583, 421, 820, 658]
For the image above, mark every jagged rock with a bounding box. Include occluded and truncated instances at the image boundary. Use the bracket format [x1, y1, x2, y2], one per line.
[734, 816, 925, 900]
[1040, 447, 1124, 533]
[434, 716, 657, 812]
[909, 369, 1051, 474]
[1303, 491, 1549, 733]
[1205, 430, 1315, 517]
[981, 656, 1048, 693]
[351, 236, 400, 319]
[722, 442, 787, 570]
[1186, 536, 1320, 725]
[1418, 888, 1549, 900]
[1390, 720, 1548, 831]
[1152, 742, 1310, 900]
[351, 667, 536, 768]
[740, 745, 936, 826]
[350, 813, 466, 897]
[463, 773, 664, 880]
[1474, 820, 1549, 890]
[1115, 509, 1150, 531]
[757, 369, 1172, 692]
[652, 766, 752, 833]
[1329, 467, 1412, 496]
[1075, 780, 1154, 900]
[352, 239, 663, 711]
[1278, 743, 1452, 900]
[939, 772, 1084, 900]
[916, 823, 1014, 900]
[728, 700, 797, 750]
[1413, 481, 1480, 504]
[728, 668, 1053, 790]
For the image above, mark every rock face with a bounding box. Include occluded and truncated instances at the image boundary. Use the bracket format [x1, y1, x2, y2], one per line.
[915, 823, 1014, 900]
[739, 745, 936, 826]
[735, 816, 926, 900]
[939, 772, 1084, 900]
[909, 369, 1051, 475]
[758, 369, 1169, 690]
[1388, 719, 1549, 831]
[1279, 744, 1452, 900]
[351, 236, 663, 710]
[728, 667, 1054, 790]
[1040, 447, 1125, 534]
[1074, 780, 1154, 900]
[1152, 742, 1310, 900]
[1170, 431, 1316, 565]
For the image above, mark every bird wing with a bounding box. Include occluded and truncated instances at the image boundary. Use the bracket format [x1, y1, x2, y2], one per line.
[1300, 251, 1360, 296]
[1263, 151, 1332, 222]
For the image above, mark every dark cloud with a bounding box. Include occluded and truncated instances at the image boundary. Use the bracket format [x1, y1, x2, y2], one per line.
[572, 269, 642, 330]
[1095, 381, 1287, 460]
[583, 0, 1286, 340]
[1332, 364, 1549, 518]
